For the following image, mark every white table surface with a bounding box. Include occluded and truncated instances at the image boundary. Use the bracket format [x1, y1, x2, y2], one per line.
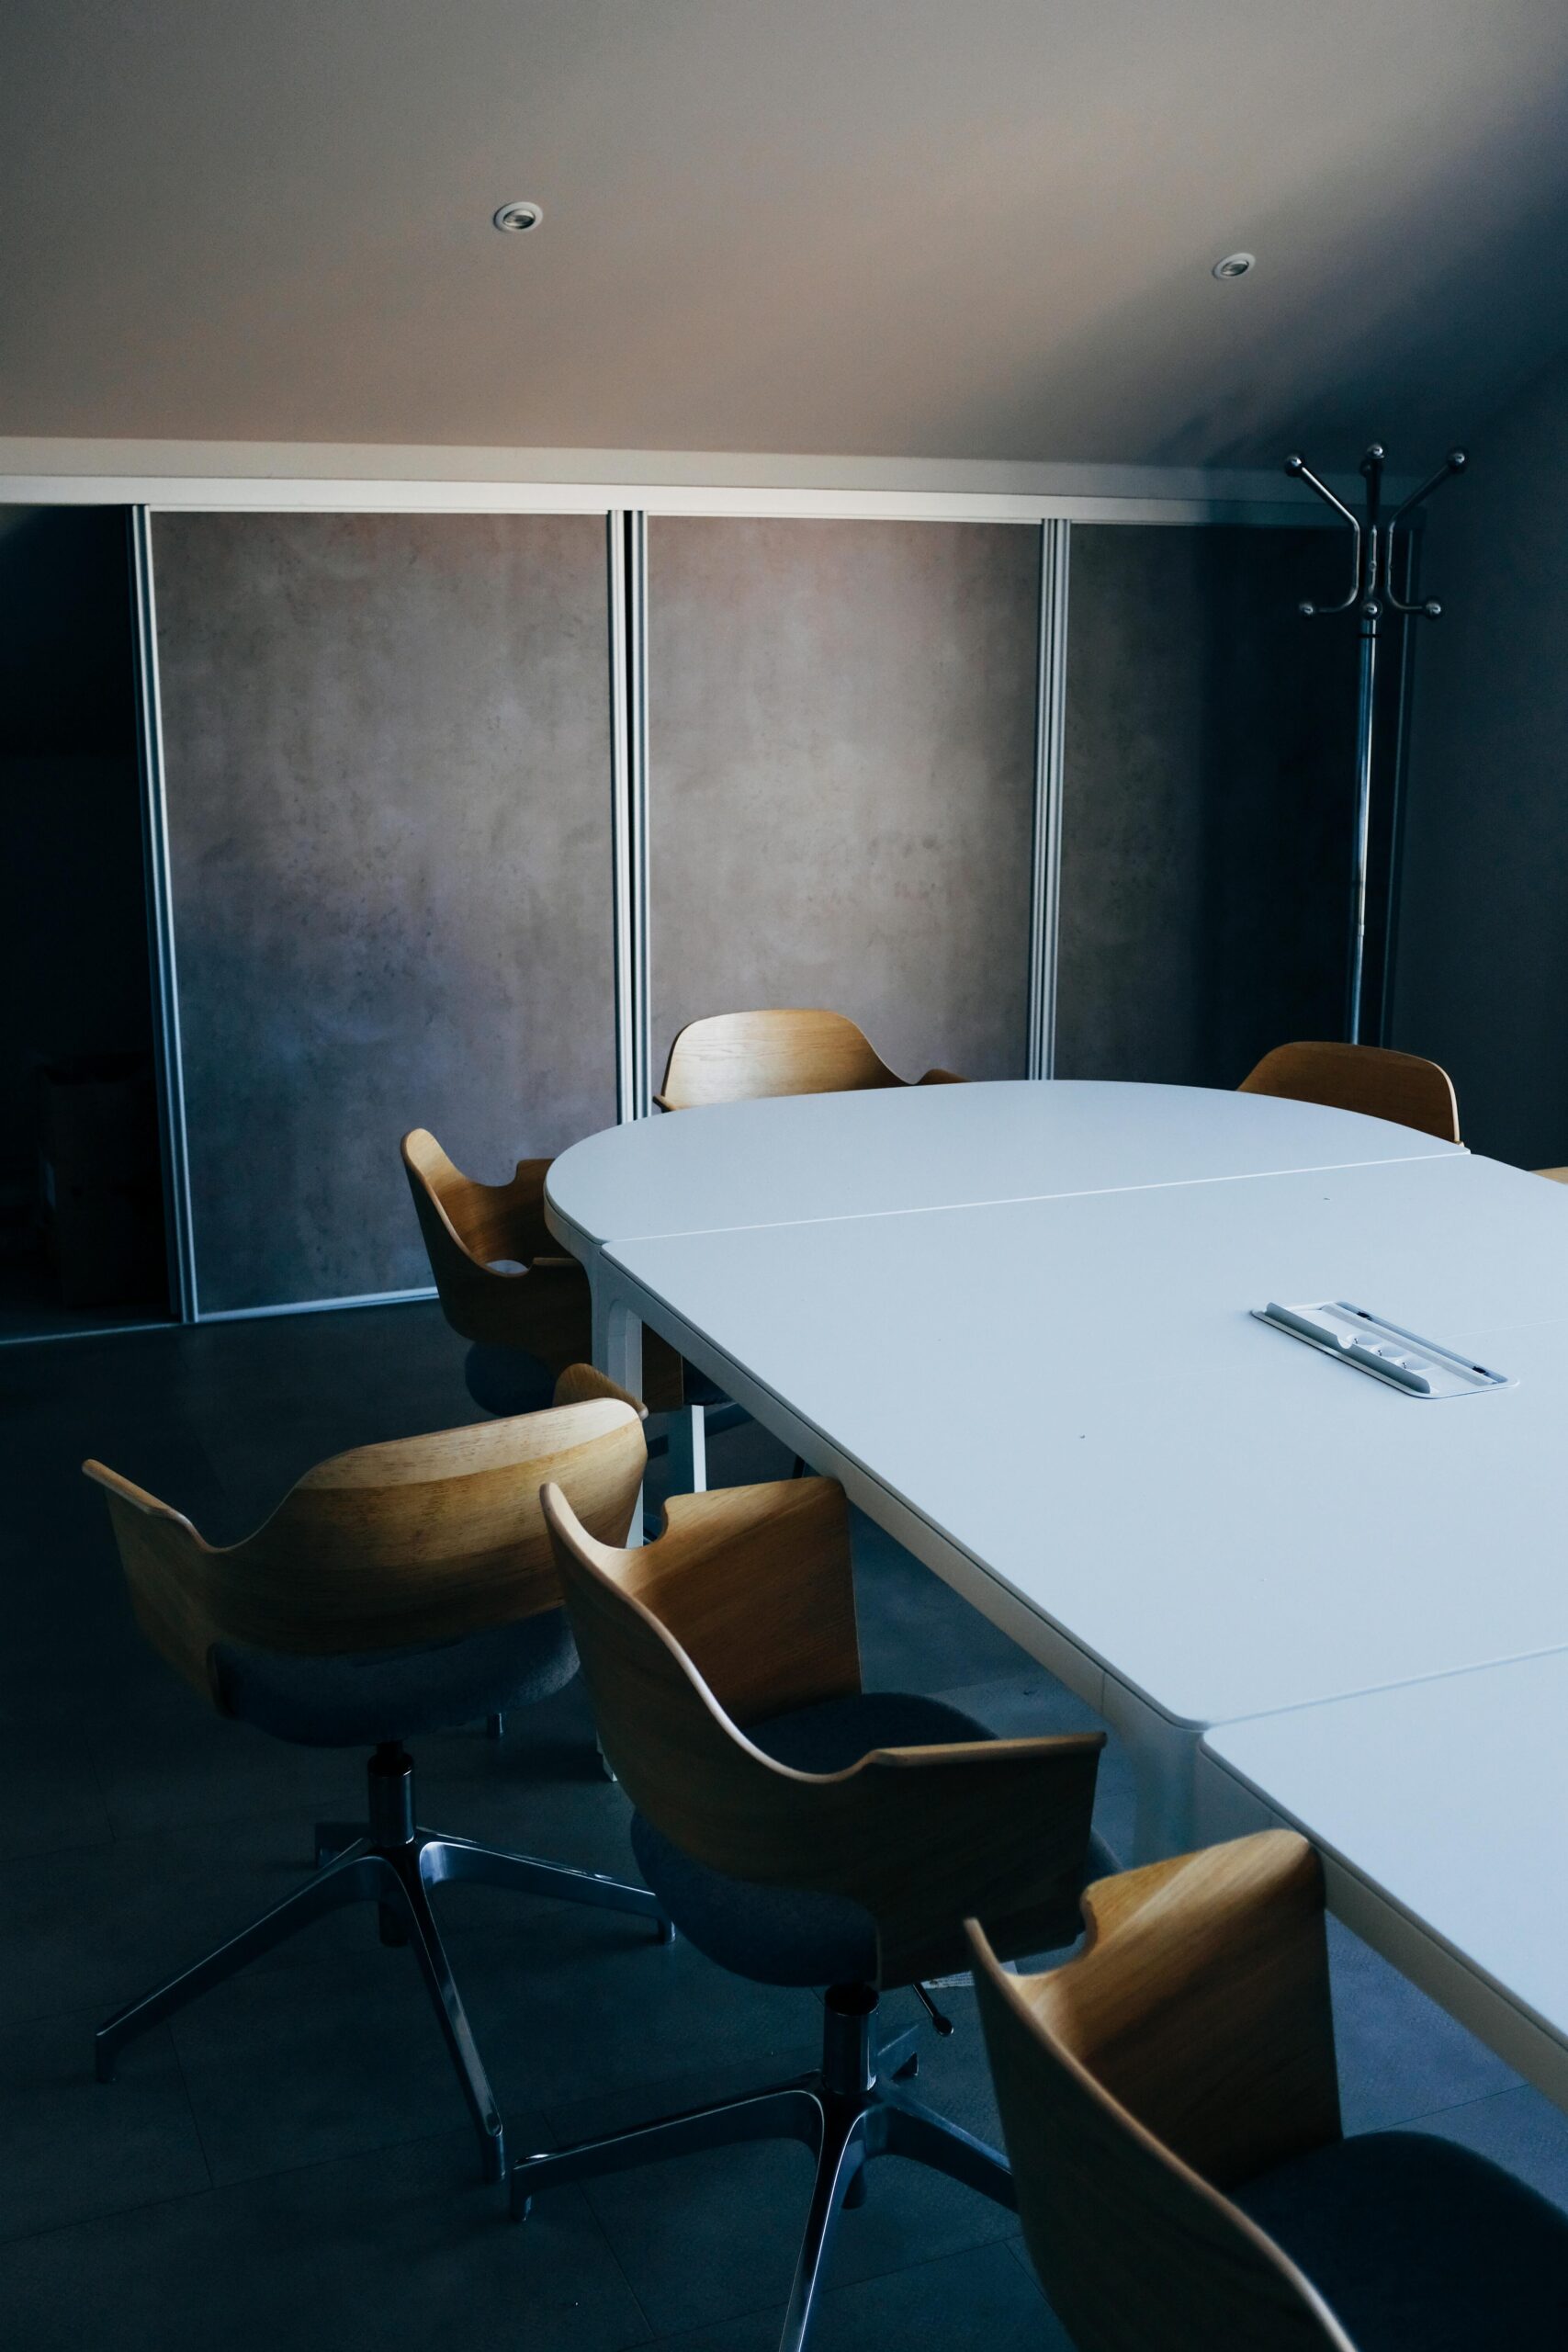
[546, 1080, 1568, 1852]
[1199, 1659, 1568, 2110]
[545, 1079, 1460, 1255]
[603, 1148, 1568, 1722]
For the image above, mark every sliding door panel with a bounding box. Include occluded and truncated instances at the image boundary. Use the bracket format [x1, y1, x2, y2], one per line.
[154, 512, 613, 1314]
[648, 518, 1039, 1089]
[1055, 526, 1355, 1088]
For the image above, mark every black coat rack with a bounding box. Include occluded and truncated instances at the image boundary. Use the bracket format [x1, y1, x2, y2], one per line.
[1285, 442, 1466, 1044]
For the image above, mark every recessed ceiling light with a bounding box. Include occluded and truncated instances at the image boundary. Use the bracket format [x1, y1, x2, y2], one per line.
[1212, 252, 1255, 280]
[493, 200, 543, 234]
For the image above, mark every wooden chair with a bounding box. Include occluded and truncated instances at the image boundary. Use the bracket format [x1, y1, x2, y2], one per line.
[968, 1831, 1568, 2350]
[1238, 1042, 1461, 1144]
[510, 1473, 1107, 2352]
[402, 1126, 683, 1416]
[84, 1371, 669, 2183]
[655, 1008, 964, 1110]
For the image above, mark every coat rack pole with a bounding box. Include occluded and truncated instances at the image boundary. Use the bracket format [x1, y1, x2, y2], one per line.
[1347, 611, 1379, 1043]
[1285, 443, 1465, 1046]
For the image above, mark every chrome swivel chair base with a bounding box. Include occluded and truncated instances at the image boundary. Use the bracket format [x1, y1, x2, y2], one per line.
[510, 1981, 1014, 2350]
[95, 1740, 671, 2184]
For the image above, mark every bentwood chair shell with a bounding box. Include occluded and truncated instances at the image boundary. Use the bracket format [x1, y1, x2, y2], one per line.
[1238, 1042, 1461, 1144]
[655, 1008, 964, 1110]
[84, 1372, 670, 2183]
[401, 1126, 682, 1416]
[968, 1831, 1568, 2350]
[510, 1473, 1108, 2352]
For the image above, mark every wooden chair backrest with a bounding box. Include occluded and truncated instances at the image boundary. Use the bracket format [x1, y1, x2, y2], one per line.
[968, 1833, 1351, 2352]
[1239, 1042, 1460, 1144]
[84, 1387, 647, 1710]
[401, 1127, 573, 1345]
[401, 1128, 683, 1408]
[542, 1476, 1103, 1984]
[656, 1009, 905, 1110]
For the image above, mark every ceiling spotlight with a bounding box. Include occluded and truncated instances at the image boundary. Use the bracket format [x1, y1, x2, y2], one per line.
[1212, 252, 1255, 280]
[493, 200, 543, 233]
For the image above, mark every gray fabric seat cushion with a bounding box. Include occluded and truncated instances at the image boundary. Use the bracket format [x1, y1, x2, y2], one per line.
[213, 1607, 579, 1747]
[463, 1341, 558, 1418]
[631, 1690, 1098, 1989]
[1232, 2128, 1568, 2347]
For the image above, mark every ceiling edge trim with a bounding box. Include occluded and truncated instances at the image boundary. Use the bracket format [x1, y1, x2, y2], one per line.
[0, 437, 1392, 519]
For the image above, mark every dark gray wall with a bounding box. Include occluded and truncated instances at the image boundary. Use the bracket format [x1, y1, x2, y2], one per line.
[0, 506, 139, 759]
[1393, 346, 1568, 1167]
[143, 504, 1393, 1316]
[154, 512, 615, 1313]
[1055, 525, 1359, 1088]
[0, 508, 148, 1195]
[647, 518, 1039, 1085]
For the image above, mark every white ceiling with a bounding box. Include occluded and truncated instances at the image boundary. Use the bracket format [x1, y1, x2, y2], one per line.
[5, 0, 1568, 466]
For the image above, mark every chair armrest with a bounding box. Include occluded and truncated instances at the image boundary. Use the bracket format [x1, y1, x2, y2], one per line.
[83, 1458, 201, 1530]
[640, 1478, 862, 1724]
[84, 1458, 219, 1701]
[817, 1733, 1104, 1984]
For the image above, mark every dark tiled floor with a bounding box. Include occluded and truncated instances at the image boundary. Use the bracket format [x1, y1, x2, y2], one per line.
[0, 1255, 170, 1347]
[2, 1300, 1565, 2350]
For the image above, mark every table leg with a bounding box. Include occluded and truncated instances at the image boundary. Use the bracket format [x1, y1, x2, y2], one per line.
[1127, 1723, 1200, 1863]
[665, 1403, 707, 1498]
[591, 1277, 644, 1396]
[592, 1272, 646, 1545]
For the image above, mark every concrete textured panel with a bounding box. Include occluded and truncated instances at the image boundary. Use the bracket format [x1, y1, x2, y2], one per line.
[648, 517, 1039, 1088]
[154, 512, 614, 1313]
[1056, 526, 1359, 1089]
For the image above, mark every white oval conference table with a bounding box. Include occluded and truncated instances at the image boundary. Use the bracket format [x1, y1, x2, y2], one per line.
[547, 1079, 1568, 2100]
